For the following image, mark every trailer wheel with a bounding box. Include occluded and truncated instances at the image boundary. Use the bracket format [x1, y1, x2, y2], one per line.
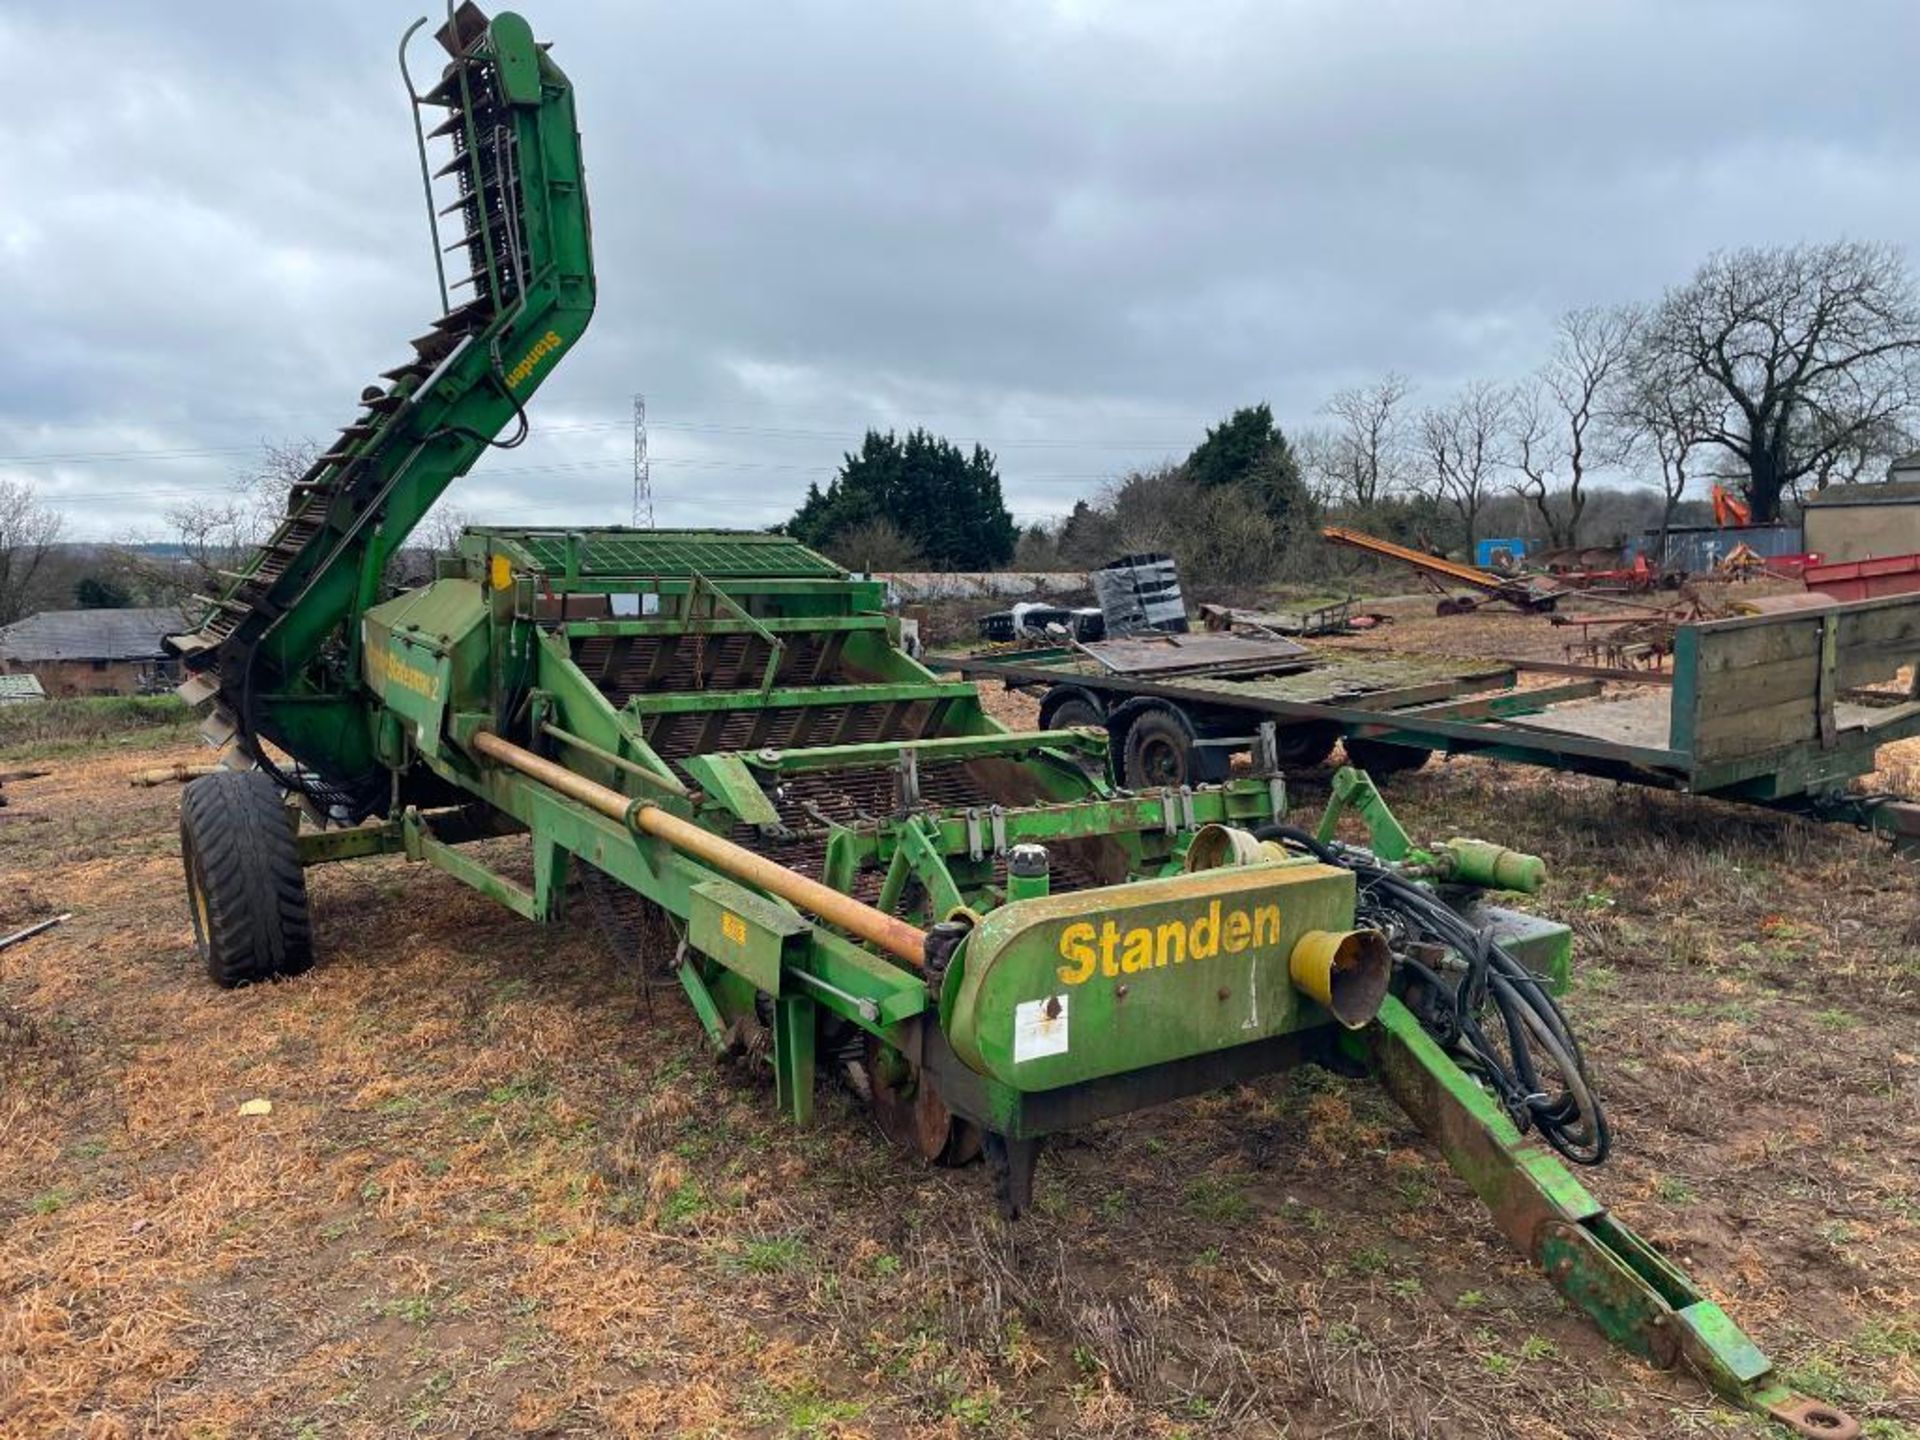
[180, 771, 313, 988]
[1122, 706, 1227, 788]
[1342, 738, 1432, 777]
[1038, 687, 1104, 731]
[1270, 723, 1338, 768]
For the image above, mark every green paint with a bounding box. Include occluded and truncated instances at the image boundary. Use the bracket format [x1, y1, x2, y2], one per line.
[947, 862, 1355, 1090]
[169, 13, 1862, 1426]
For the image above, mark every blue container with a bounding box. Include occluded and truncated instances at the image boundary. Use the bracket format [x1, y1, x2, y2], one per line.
[1475, 537, 1528, 570]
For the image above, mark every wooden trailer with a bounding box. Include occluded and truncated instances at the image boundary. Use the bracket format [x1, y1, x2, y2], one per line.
[943, 590, 1920, 849]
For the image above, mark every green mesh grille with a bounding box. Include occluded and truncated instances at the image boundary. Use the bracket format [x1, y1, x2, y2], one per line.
[473, 528, 843, 578]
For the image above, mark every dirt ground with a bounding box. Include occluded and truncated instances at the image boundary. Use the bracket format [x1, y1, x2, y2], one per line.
[4, 603, 1919, 1438]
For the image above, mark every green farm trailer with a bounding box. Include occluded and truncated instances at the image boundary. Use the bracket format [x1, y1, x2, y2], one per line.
[161, 9, 1856, 1434]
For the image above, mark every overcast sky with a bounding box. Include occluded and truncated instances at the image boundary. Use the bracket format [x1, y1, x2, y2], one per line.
[4, 0, 1918, 542]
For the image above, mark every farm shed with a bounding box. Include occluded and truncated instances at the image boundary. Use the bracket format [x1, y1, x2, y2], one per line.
[0, 607, 188, 697]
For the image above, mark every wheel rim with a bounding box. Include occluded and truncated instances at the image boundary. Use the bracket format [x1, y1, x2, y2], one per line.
[866, 1036, 981, 1166]
[1137, 735, 1185, 786]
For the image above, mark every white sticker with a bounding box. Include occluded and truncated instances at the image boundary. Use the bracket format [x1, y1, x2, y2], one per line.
[641, 592, 661, 616]
[1013, 993, 1070, 1063]
[610, 592, 640, 617]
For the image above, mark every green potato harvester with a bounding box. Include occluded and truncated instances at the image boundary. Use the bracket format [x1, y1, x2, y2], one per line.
[161, 8, 1856, 1434]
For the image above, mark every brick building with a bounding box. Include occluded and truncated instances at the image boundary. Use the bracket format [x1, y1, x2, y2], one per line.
[0, 607, 189, 697]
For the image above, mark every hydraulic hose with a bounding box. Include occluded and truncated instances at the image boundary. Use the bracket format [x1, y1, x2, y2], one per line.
[1255, 822, 1610, 1165]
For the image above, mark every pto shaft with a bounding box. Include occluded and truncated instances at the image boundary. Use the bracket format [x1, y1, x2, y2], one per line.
[470, 731, 929, 967]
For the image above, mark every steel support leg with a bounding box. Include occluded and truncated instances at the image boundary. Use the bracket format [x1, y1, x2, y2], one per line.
[774, 993, 816, 1127]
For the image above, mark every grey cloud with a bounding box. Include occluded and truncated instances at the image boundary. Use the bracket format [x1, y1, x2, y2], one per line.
[3, 0, 1917, 537]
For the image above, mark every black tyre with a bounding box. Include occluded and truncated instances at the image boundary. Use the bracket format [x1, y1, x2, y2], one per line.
[1123, 707, 1228, 787]
[1269, 723, 1339, 768]
[1039, 688, 1104, 731]
[180, 770, 313, 988]
[1342, 737, 1433, 776]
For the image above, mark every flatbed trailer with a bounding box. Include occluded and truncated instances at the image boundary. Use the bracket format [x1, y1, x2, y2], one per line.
[943, 591, 1920, 849]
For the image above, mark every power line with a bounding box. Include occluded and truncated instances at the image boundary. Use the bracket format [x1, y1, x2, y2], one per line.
[0, 416, 1191, 467]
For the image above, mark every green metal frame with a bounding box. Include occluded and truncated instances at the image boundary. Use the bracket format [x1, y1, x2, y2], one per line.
[309, 527, 1850, 1429]
[174, 11, 1859, 1430]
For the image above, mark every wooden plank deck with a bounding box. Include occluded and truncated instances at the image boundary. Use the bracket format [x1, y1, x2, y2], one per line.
[1503, 692, 1674, 750]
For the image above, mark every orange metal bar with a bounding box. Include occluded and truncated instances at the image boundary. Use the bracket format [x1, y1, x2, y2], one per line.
[470, 730, 930, 967]
[1321, 525, 1507, 593]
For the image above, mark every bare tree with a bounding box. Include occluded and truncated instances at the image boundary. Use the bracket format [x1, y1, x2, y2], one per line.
[825, 515, 925, 573]
[1097, 465, 1281, 587]
[1292, 426, 1341, 509]
[161, 440, 315, 599]
[1799, 411, 1916, 493]
[1639, 240, 1920, 522]
[418, 501, 474, 559]
[1507, 306, 1638, 547]
[0, 477, 62, 626]
[1418, 381, 1511, 549]
[1610, 347, 1715, 559]
[1317, 372, 1411, 511]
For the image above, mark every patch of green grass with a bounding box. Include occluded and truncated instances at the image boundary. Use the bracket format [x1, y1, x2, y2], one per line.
[946, 1390, 997, 1428]
[660, 1180, 705, 1226]
[1814, 1008, 1862, 1030]
[749, 1380, 866, 1439]
[1780, 1351, 1883, 1410]
[0, 694, 192, 760]
[384, 1294, 433, 1326]
[1654, 1175, 1696, 1205]
[1183, 1174, 1252, 1223]
[1344, 1245, 1392, 1276]
[870, 1252, 902, 1278]
[405, 1369, 453, 1431]
[30, 1188, 69, 1216]
[1392, 1174, 1436, 1208]
[722, 1235, 808, 1275]
[68, 1137, 109, 1160]
[1856, 1319, 1920, 1360]
[1455, 1289, 1488, 1309]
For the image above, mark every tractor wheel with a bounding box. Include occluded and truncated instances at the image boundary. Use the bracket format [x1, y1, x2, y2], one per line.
[1039, 688, 1104, 731]
[180, 770, 314, 988]
[1342, 737, 1432, 777]
[1269, 722, 1339, 768]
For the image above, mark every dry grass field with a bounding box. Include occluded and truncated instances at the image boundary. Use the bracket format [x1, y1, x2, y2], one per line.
[3, 610, 1919, 1438]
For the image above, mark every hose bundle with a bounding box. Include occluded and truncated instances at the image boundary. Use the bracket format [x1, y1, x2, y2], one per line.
[1256, 824, 1610, 1166]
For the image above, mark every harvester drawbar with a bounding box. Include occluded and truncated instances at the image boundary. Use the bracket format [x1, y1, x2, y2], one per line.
[162, 9, 1855, 1434]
